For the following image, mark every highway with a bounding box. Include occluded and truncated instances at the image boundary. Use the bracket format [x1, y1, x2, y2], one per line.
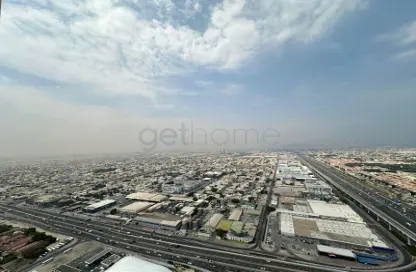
[4, 202, 416, 272]
[299, 155, 416, 236]
[0, 203, 346, 272]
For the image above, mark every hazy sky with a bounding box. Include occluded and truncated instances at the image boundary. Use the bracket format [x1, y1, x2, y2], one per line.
[1, 0, 416, 157]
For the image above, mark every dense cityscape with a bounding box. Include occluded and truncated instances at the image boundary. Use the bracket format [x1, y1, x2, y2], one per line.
[0, 149, 415, 271]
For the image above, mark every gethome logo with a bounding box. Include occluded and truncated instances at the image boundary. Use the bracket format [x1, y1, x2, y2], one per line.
[138, 122, 280, 151]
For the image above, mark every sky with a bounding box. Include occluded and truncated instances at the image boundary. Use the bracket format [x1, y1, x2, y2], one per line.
[1, 0, 416, 157]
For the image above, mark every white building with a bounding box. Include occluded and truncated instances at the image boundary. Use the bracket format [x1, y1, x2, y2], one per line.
[104, 256, 170, 272]
[306, 200, 363, 223]
[280, 213, 295, 237]
[83, 199, 116, 213]
[119, 202, 154, 214]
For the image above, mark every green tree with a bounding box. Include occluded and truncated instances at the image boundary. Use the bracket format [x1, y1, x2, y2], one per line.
[0, 224, 13, 234]
[110, 208, 117, 215]
[24, 227, 37, 236]
[215, 229, 227, 239]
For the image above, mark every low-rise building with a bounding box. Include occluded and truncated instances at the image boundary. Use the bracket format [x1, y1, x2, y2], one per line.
[119, 202, 154, 214]
[133, 216, 182, 231]
[305, 180, 332, 196]
[83, 199, 116, 213]
[162, 183, 184, 194]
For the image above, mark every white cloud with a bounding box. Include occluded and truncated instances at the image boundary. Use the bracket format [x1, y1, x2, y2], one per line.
[0, 0, 362, 100]
[378, 20, 416, 62]
[0, 76, 12, 84]
[391, 49, 416, 61]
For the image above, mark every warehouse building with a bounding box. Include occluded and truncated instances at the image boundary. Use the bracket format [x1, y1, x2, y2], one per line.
[101, 254, 122, 268]
[273, 185, 305, 197]
[228, 208, 243, 221]
[85, 249, 112, 266]
[305, 180, 332, 196]
[226, 221, 254, 243]
[125, 192, 167, 202]
[204, 213, 223, 229]
[306, 200, 363, 223]
[279, 213, 385, 248]
[133, 216, 182, 231]
[162, 183, 184, 194]
[83, 199, 116, 213]
[180, 206, 195, 216]
[280, 213, 295, 237]
[169, 196, 194, 202]
[28, 194, 62, 207]
[119, 202, 154, 214]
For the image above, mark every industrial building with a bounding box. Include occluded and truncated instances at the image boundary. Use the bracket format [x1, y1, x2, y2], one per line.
[101, 254, 122, 268]
[83, 199, 116, 213]
[280, 213, 295, 237]
[85, 249, 112, 267]
[204, 213, 223, 229]
[161, 183, 184, 194]
[273, 185, 305, 197]
[169, 196, 194, 202]
[133, 216, 182, 231]
[226, 221, 255, 243]
[278, 199, 363, 223]
[119, 202, 154, 214]
[279, 196, 296, 205]
[162, 180, 206, 194]
[180, 206, 195, 216]
[125, 192, 167, 202]
[228, 208, 243, 221]
[305, 180, 332, 196]
[27, 194, 62, 207]
[306, 200, 363, 223]
[279, 212, 386, 248]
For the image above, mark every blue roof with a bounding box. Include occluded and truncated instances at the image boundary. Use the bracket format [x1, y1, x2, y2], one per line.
[357, 257, 378, 265]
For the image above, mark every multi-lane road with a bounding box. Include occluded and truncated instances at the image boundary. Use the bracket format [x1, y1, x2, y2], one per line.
[299, 155, 416, 235]
[0, 203, 346, 272]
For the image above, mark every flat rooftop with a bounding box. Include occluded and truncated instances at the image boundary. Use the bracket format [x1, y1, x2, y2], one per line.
[84, 199, 116, 210]
[289, 216, 384, 247]
[307, 200, 363, 223]
[126, 192, 167, 202]
[120, 202, 154, 213]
